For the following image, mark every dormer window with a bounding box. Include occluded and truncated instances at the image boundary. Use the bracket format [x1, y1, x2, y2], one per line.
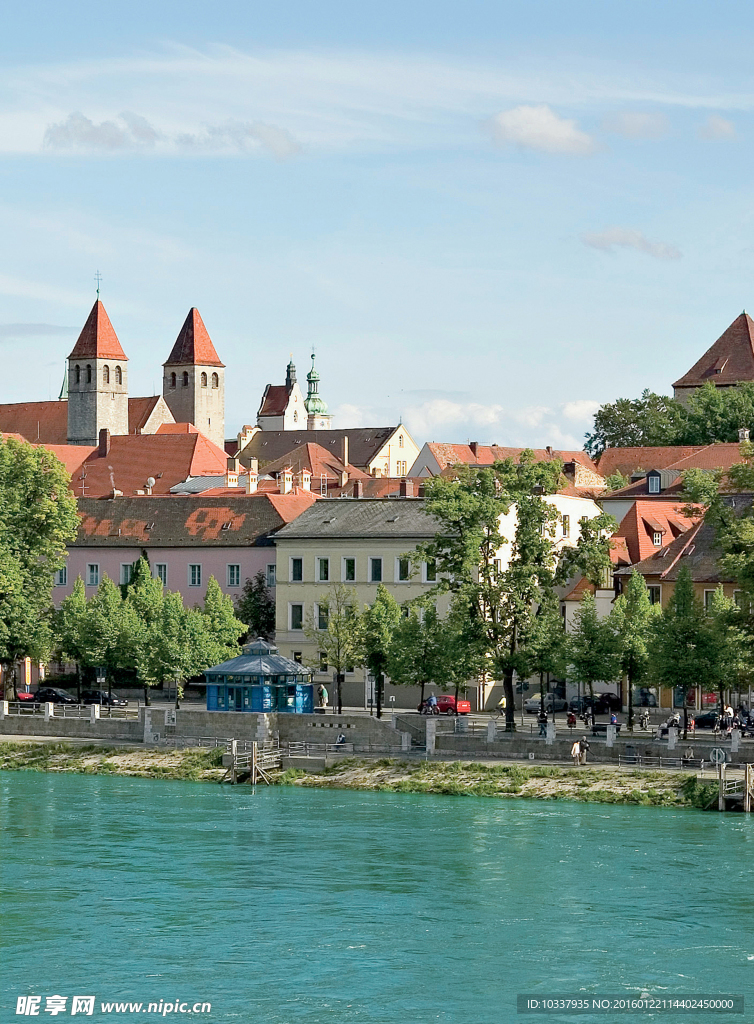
[653, 531, 663, 546]
[648, 474, 660, 494]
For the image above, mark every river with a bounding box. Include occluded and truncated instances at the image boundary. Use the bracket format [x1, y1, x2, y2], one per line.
[2, 772, 753, 1023]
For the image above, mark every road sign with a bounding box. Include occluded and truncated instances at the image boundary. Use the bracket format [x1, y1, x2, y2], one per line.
[711, 747, 727, 765]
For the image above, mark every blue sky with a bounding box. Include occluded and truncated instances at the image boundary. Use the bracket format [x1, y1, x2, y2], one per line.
[2, 0, 754, 449]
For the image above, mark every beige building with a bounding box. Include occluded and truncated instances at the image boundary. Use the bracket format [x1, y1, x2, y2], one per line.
[273, 497, 447, 709]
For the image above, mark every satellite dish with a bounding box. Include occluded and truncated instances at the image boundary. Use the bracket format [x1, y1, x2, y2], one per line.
[146, 477, 156, 488]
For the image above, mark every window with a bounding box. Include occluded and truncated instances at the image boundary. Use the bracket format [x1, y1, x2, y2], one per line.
[319, 652, 328, 672]
[170, 372, 176, 389]
[424, 559, 437, 582]
[86, 364, 92, 383]
[370, 557, 383, 583]
[600, 567, 613, 590]
[652, 531, 663, 547]
[54, 567, 67, 587]
[648, 475, 660, 494]
[115, 366, 122, 385]
[343, 557, 356, 582]
[211, 372, 219, 389]
[317, 604, 329, 630]
[120, 563, 133, 586]
[291, 557, 303, 582]
[397, 461, 407, 475]
[103, 365, 110, 384]
[647, 585, 661, 606]
[227, 564, 240, 587]
[398, 434, 404, 448]
[189, 564, 202, 587]
[318, 557, 330, 582]
[562, 514, 570, 538]
[704, 589, 715, 614]
[266, 564, 276, 588]
[293, 651, 303, 664]
[182, 371, 189, 387]
[397, 557, 410, 581]
[290, 604, 304, 630]
[75, 364, 81, 384]
[87, 564, 99, 587]
[155, 563, 168, 586]
[200, 372, 208, 387]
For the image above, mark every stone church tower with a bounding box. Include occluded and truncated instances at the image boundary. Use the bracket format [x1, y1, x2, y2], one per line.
[162, 308, 225, 449]
[67, 300, 129, 446]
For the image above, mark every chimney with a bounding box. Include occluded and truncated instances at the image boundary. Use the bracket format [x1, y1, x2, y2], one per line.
[342, 434, 349, 467]
[469, 441, 479, 458]
[298, 468, 311, 491]
[98, 428, 111, 457]
[546, 445, 554, 457]
[417, 483, 425, 497]
[246, 457, 258, 494]
[399, 479, 414, 497]
[279, 467, 293, 495]
[226, 456, 240, 488]
[353, 480, 363, 498]
[237, 424, 255, 451]
[739, 427, 750, 443]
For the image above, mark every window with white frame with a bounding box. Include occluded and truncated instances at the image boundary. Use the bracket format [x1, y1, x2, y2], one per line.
[318, 557, 330, 582]
[54, 567, 67, 586]
[291, 557, 303, 582]
[343, 557, 356, 582]
[652, 531, 663, 547]
[647, 585, 661, 606]
[370, 557, 383, 583]
[155, 563, 167, 586]
[120, 563, 133, 586]
[648, 475, 660, 494]
[397, 460, 407, 475]
[562, 514, 570, 538]
[397, 557, 411, 582]
[424, 559, 437, 582]
[189, 564, 202, 588]
[87, 564, 99, 587]
[317, 603, 329, 630]
[267, 564, 276, 588]
[227, 564, 241, 587]
[290, 603, 304, 630]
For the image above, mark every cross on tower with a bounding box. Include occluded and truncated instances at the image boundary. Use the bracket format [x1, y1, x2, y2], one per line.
[94, 270, 102, 298]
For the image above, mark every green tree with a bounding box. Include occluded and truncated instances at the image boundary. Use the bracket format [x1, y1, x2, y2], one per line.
[82, 577, 142, 702]
[707, 586, 749, 711]
[682, 381, 754, 445]
[235, 570, 275, 641]
[585, 390, 686, 459]
[567, 592, 620, 714]
[520, 589, 567, 713]
[202, 577, 245, 666]
[387, 603, 453, 706]
[361, 584, 401, 718]
[648, 565, 716, 738]
[604, 471, 629, 493]
[124, 557, 166, 705]
[55, 577, 89, 701]
[305, 584, 362, 713]
[609, 571, 658, 730]
[137, 593, 211, 706]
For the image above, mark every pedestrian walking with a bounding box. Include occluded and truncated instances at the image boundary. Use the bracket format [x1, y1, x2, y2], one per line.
[538, 708, 548, 736]
[579, 736, 590, 765]
[571, 739, 581, 766]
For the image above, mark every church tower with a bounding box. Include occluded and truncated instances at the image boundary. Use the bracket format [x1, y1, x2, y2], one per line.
[163, 308, 225, 449]
[305, 353, 332, 430]
[67, 300, 129, 446]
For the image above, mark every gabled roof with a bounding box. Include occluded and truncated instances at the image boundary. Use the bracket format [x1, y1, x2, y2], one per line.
[597, 445, 707, 479]
[257, 385, 292, 418]
[128, 395, 168, 434]
[73, 494, 296, 548]
[0, 401, 69, 444]
[68, 300, 128, 361]
[425, 442, 598, 474]
[262, 442, 370, 488]
[275, 497, 438, 540]
[674, 313, 754, 389]
[241, 427, 398, 471]
[610, 500, 698, 566]
[163, 308, 224, 368]
[604, 443, 750, 499]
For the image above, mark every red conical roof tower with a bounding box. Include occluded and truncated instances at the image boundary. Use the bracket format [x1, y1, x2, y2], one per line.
[68, 300, 128, 361]
[163, 308, 224, 367]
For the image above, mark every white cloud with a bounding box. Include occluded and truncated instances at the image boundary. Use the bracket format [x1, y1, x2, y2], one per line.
[601, 111, 668, 139]
[176, 120, 300, 158]
[562, 399, 601, 421]
[698, 114, 736, 140]
[44, 112, 160, 150]
[487, 104, 596, 155]
[581, 227, 681, 260]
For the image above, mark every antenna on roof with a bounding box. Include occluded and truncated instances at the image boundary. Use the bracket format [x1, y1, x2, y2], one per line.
[94, 270, 102, 299]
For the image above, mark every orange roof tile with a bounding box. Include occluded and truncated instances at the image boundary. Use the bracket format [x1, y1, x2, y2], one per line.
[610, 500, 698, 566]
[164, 308, 224, 367]
[257, 385, 292, 418]
[427, 442, 598, 474]
[673, 313, 754, 389]
[597, 446, 707, 479]
[128, 395, 163, 434]
[68, 300, 127, 361]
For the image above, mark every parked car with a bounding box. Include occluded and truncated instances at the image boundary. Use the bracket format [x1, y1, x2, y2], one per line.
[32, 686, 77, 705]
[435, 695, 471, 715]
[524, 694, 568, 713]
[81, 690, 127, 707]
[569, 693, 622, 715]
[16, 691, 36, 703]
[692, 711, 721, 730]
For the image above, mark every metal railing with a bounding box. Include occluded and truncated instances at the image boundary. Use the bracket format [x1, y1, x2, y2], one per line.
[2, 702, 139, 720]
[285, 740, 355, 755]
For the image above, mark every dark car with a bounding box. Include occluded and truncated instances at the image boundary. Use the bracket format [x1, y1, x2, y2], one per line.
[692, 711, 721, 730]
[569, 694, 621, 715]
[32, 686, 77, 705]
[81, 690, 127, 708]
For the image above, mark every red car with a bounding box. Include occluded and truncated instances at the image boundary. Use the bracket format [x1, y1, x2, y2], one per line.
[16, 691, 36, 703]
[437, 695, 471, 715]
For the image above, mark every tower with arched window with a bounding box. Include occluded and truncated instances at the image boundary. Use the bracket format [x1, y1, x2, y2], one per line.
[67, 300, 129, 445]
[162, 308, 225, 448]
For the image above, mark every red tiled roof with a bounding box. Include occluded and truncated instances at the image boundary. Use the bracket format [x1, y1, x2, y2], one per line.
[68, 301, 128, 361]
[563, 576, 597, 601]
[597, 446, 707, 479]
[609, 500, 698, 566]
[128, 395, 163, 434]
[666, 442, 749, 472]
[43, 443, 96, 477]
[673, 313, 754, 389]
[262, 442, 370, 489]
[155, 422, 199, 434]
[0, 401, 68, 444]
[163, 308, 224, 367]
[427, 442, 598, 474]
[257, 385, 291, 418]
[265, 491, 319, 521]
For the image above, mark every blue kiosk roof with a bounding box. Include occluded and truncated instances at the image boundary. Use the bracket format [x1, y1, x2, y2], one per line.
[204, 638, 310, 679]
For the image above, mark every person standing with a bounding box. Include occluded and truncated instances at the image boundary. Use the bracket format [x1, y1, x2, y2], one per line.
[538, 708, 548, 736]
[317, 683, 328, 709]
[579, 736, 590, 765]
[571, 739, 581, 766]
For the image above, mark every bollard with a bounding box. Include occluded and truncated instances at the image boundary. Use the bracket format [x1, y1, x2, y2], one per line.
[90, 703, 100, 724]
[0, 700, 7, 719]
[546, 722, 556, 746]
[667, 727, 677, 751]
[487, 719, 496, 744]
[401, 731, 411, 752]
[44, 701, 53, 722]
[425, 718, 436, 755]
[606, 724, 616, 748]
[732, 727, 741, 754]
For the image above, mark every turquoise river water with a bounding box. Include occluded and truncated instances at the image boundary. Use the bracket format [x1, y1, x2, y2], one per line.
[2, 771, 754, 1024]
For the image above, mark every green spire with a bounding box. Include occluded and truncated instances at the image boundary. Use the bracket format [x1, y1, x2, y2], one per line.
[58, 363, 68, 401]
[305, 352, 328, 416]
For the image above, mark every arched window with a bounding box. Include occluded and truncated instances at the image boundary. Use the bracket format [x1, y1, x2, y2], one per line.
[182, 371, 189, 387]
[115, 366, 122, 385]
[86, 364, 92, 383]
[211, 372, 219, 389]
[200, 372, 207, 387]
[75, 365, 80, 384]
[170, 372, 176, 389]
[103, 365, 110, 384]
